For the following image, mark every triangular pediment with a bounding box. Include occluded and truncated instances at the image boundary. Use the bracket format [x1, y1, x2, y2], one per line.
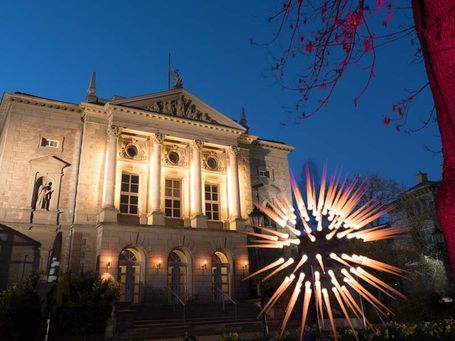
[110, 88, 247, 131]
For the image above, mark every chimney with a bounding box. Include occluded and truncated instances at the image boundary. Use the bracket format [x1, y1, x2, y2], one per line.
[416, 171, 428, 184]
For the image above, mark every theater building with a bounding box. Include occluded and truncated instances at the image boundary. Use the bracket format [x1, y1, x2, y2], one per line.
[0, 76, 293, 304]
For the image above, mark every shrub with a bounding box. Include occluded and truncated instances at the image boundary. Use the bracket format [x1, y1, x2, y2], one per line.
[221, 332, 240, 341]
[0, 273, 45, 339]
[393, 290, 455, 323]
[183, 331, 198, 341]
[49, 271, 120, 336]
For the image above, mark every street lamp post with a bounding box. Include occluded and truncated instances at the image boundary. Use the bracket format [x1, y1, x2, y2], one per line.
[249, 206, 269, 339]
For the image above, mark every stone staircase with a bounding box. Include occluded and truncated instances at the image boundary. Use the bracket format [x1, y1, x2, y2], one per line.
[114, 301, 274, 340]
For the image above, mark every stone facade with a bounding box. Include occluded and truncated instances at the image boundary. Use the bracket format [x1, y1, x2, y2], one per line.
[0, 88, 294, 303]
[389, 172, 451, 294]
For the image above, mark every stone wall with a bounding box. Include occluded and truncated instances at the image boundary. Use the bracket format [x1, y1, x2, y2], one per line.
[0, 98, 82, 225]
[247, 141, 293, 201]
[96, 224, 250, 303]
[73, 112, 108, 224]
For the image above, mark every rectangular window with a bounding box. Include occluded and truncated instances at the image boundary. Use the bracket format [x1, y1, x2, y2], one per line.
[258, 169, 270, 179]
[120, 173, 139, 215]
[205, 184, 220, 221]
[40, 137, 60, 149]
[165, 179, 181, 218]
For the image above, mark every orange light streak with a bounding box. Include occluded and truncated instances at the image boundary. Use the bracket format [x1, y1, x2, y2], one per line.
[330, 253, 351, 267]
[316, 254, 325, 273]
[239, 231, 278, 241]
[258, 274, 295, 317]
[245, 243, 283, 249]
[280, 273, 304, 338]
[263, 258, 294, 281]
[314, 272, 325, 324]
[356, 267, 406, 300]
[317, 165, 327, 211]
[254, 225, 289, 239]
[322, 288, 339, 341]
[341, 285, 366, 321]
[292, 255, 308, 274]
[325, 228, 338, 240]
[350, 267, 396, 300]
[299, 282, 312, 341]
[342, 275, 391, 316]
[290, 172, 310, 221]
[242, 257, 285, 281]
[331, 287, 358, 340]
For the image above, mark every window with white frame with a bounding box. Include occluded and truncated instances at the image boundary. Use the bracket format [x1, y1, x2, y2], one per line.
[120, 173, 139, 214]
[205, 184, 220, 221]
[165, 179, 181, 218]
[40, 137, 60, 149]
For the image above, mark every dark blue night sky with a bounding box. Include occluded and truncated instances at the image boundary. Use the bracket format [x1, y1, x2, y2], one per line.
[0, 1, 441, 188]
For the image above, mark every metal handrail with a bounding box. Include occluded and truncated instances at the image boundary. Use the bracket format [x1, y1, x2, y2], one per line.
[167, 287, 186, 323]
[216, 287, 237, 320]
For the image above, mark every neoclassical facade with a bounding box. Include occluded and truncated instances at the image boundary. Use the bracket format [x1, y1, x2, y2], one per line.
[0, 82, 294, 304]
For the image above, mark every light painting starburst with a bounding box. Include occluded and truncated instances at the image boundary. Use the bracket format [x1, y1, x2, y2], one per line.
[242, 166, 409, 340]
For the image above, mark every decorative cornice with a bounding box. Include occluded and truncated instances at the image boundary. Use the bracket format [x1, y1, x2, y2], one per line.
[253, 139, 295, 152]
[4, 93, 81, 113]
[107, 103, 244, 135]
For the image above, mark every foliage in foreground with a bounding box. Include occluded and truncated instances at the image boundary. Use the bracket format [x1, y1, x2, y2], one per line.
[0, 273, 44, 339]
[250, 318, 455, 341]
[49, 271, 120, 335]
[0, 272, 119, 338]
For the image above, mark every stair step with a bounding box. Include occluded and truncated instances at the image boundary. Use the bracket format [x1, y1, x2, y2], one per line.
[131, 320, 260, 329]
[115, 301, 263, 340]
[133, 318, 259, 328]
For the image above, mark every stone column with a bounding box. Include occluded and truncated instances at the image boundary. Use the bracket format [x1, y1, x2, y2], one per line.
[227, 146, 244, 230]
[147, 132, 165, 226]
[190, 139, 207, 228]
[100, 124, 120, 222]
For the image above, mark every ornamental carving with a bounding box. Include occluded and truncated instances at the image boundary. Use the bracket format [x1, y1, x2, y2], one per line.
[118, 137, 147, 161]
[162, 144, 188, 167]
[194, 139, 204, 151]
[144, 94, 219, 125]
[228, 146, 240, 157]
[153, 131, 165, 144]
[202, 151, 225, 172]
[107, 124, 120, 137]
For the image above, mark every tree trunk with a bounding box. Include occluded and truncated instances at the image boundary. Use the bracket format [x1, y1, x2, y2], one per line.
[413, 0, 455, 282]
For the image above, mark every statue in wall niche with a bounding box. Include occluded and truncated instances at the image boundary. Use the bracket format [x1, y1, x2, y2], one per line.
[36, 181, 54, 210]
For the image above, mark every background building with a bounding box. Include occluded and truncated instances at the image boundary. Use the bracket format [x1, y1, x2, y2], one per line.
[0, 76, 294, 305]
[389, 172, 452, 294]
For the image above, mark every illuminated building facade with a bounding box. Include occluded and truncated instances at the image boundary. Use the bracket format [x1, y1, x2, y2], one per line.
[0, 79, 293, 303]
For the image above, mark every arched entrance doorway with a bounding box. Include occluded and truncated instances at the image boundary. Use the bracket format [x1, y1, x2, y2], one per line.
[211, 250, 230, 303]
[167, 248, 188, 303]
[118, 247, 141, 304]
